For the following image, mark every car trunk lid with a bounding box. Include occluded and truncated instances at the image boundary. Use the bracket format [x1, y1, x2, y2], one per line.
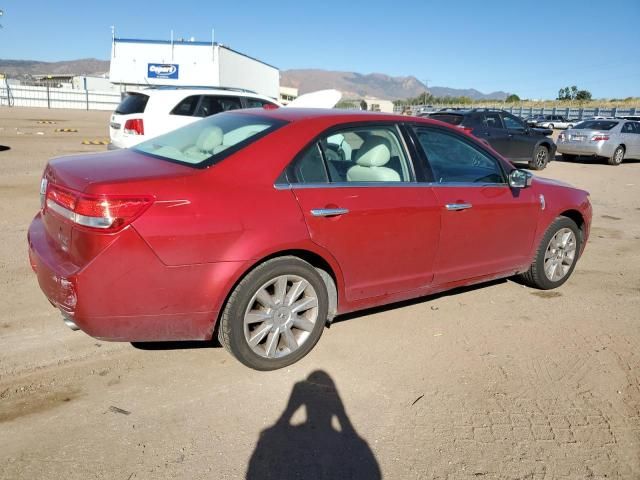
[40, 149, 198, 267]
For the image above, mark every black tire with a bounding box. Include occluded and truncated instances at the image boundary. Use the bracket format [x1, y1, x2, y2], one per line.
[608, 145, 625, 166]
[218, 256, 328, 370]
[529, 144, 550, 170]
[562, 153, 577, 162]
[567, 124, 574, 129]
[548, 124, 554, 130]
[519, 216, 581, 290]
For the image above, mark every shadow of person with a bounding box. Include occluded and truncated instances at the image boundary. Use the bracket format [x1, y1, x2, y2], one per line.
[246, 370, 381, 480]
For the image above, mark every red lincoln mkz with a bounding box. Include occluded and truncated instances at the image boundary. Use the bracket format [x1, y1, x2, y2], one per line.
[28, 109, 592, 370]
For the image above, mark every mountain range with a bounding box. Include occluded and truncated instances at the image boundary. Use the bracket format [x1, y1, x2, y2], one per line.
[280, 69, 509, 101]
[0, 58, 509, 100]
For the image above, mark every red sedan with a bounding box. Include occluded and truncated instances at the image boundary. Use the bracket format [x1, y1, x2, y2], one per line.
[28, 109, 592, 370]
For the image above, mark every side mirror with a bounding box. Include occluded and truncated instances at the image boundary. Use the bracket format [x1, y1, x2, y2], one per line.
[509, 169, 533, 189]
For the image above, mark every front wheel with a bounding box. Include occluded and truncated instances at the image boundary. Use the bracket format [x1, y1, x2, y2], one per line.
[529, 145, 550, 170]
[519, 216, 581, 290]
[548, 123, 554, 129]
[218, 256, 328, 370]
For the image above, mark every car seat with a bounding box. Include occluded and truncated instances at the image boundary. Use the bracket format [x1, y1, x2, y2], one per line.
[346, 137, 400, 182]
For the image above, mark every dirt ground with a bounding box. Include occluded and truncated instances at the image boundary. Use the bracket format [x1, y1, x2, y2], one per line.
[0, 107, 639, 480]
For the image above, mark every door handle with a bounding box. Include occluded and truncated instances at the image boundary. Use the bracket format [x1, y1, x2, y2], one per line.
[310, 208, 349, 217]
[445, 203, 473, 211]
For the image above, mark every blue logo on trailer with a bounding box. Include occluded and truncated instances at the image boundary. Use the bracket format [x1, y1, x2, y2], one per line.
[147, 64, 179, 79]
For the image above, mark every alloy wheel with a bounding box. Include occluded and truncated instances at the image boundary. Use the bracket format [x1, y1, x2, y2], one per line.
[243, 275, 319, 359]
[543, 228, 577, 282]
[535, 148, 548, 168]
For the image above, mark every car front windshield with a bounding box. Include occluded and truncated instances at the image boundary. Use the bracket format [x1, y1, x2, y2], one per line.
[574, 120, 618, 131]
[133, 112, 287, 166]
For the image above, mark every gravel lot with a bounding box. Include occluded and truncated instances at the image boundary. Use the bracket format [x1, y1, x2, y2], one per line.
[1, 107, 639, 479]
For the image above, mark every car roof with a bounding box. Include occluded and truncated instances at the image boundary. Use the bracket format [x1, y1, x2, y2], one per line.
[129, 87, 275, 101]
[232, 107, 439, 125]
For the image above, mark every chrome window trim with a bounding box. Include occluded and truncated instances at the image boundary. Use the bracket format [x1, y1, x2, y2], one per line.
[274, 181, 508, 190]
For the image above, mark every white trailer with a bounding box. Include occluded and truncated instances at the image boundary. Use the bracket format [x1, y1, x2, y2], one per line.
[109, 37, 279, 99]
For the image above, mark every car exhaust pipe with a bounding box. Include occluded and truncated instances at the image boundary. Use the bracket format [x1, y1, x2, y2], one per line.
[62, 313, 80, 331]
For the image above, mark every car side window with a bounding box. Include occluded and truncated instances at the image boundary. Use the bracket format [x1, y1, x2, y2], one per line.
[622, 122, 634, 133]
[414, 127, 506, 184]
[502, 114, 525, 130]
[194, 96, 242, 117]
[245, 98, 277, 109]
[632, 122, 640, 134]
[170, 95, 201, 116]
[287, 126, 412, 184]
[482, 113, 503, 129]
[322, 126, 412, 183]
[287, 143, 329, 184]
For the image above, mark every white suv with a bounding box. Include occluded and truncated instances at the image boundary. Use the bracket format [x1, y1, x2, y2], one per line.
[109, 87, 280, 149]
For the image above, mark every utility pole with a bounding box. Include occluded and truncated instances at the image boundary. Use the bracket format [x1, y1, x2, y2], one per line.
[423, 78, 431, 107]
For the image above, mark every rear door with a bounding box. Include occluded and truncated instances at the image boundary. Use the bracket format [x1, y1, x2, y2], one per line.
[620, 122, 638, 157]
[287, 123, 440, 302]
[502, 112, 535, 160]
[478, 112, 510, 157]
[411, 125, 540, 284]
[631, 122, 640, 157]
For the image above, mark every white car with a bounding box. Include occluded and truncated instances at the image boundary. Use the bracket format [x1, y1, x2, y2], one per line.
[534, 115, 575, 130]
[109, 87, 341, 149]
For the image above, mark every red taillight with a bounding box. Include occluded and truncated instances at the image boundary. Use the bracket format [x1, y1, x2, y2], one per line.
[45, 183, 153, 232]
[591, 135, 609, 142]
[458, 125, 474, 134]
[123, 118, 144, 135]
[263, 103, 279, 110]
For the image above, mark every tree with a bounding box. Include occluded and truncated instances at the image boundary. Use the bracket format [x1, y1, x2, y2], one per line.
[575, 90, 592, 101]
[505, 94, 520, 103]
[557, 87, 570, 101]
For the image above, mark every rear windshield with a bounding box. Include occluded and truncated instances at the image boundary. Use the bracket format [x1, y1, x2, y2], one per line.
[428, 113, 464, 126]
[133, 112, 287, 167]
[115, 93, 149, 115]
[574, 120, 618, 131]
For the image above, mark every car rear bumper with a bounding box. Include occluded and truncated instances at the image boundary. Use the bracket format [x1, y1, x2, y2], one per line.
[557, 142, 616, 157]
[28, 213, 246, 342]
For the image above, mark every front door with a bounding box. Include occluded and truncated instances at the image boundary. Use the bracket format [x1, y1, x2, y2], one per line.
[412, 125, 540, 284]
[286, 124, 440, 302]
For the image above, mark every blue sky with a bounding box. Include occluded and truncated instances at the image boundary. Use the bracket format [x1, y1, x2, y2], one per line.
[1, 0, 638, 99]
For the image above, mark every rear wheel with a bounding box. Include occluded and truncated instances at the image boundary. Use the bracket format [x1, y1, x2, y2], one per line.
[529, 145, 550, 170]
[218, 256, 328, 370]
[519, 216, 581, 290]
[608, 145, 625, 166]
[548, 123, 554, 130]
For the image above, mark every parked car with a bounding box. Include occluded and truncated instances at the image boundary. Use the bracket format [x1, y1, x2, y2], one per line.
[109, 86, 279, 149]
[525, 115, 547, 126]
[557, 119, 640, 165]
[109, 87, 340, 149]
[533, 115, 575, 130]
[424, 108, 556, 169]
[29, 109, 592, 370]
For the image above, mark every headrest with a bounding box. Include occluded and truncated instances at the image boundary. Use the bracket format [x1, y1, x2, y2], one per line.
[355, 137, 391, 167]
[196, 126, 224, 152]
